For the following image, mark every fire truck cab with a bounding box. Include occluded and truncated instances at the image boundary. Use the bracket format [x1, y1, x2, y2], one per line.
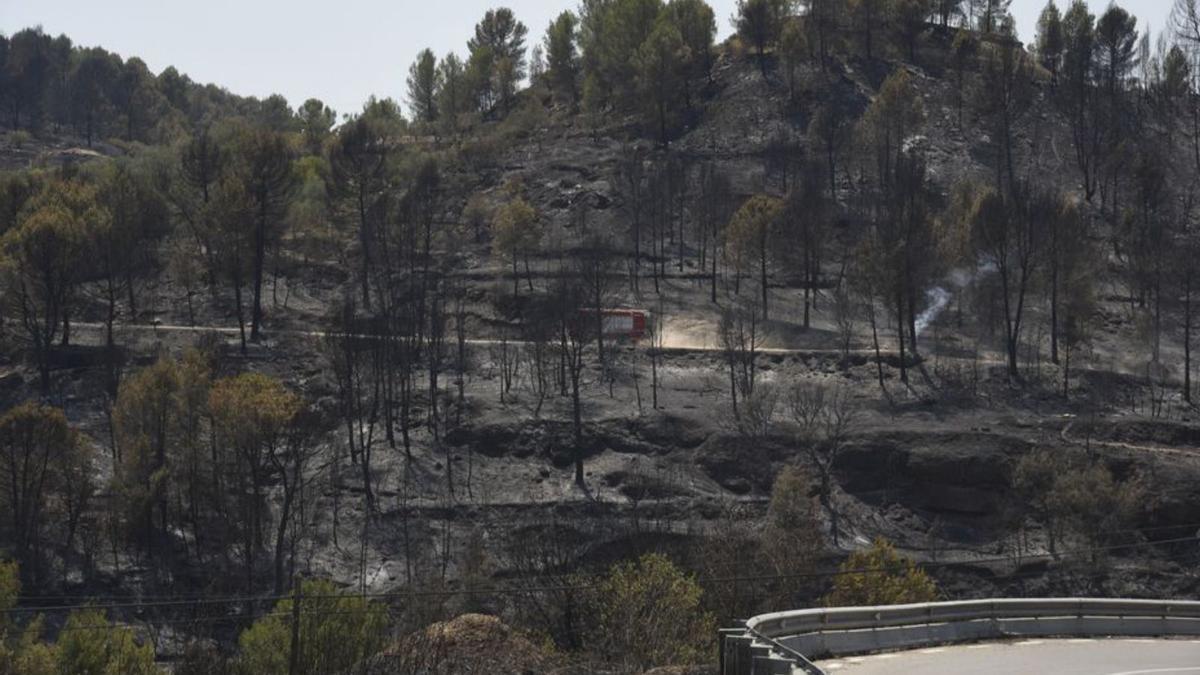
[579, 308, 650, 343]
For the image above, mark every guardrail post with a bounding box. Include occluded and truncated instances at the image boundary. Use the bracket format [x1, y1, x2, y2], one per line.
[719, 628, 745, 675]
[748, 645, 795, 675]
[751, 654, 794, 675]
[722, 633, 754, 675]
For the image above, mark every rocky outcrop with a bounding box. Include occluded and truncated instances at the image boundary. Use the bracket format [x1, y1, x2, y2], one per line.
[835, 431, 1031, 539]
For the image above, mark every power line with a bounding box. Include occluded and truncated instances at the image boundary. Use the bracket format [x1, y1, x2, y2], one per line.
[19, 517, 1200, 606]
[10, 534, 1199, 617]
[14, 545, 1200, 636]
[51, 611, 289, 634]
[691, 519, 1200, 576]
[51, 606, 396, 634]
[39, 557, 1200, 635]
[699, 535, 1200, 586]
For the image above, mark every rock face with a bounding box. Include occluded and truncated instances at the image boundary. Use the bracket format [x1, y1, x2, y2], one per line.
[694, 432, 788, 495]
[831, 430, 1032, 546]
[838, 430, 1028, 517]
[835, 425, 1200, 546]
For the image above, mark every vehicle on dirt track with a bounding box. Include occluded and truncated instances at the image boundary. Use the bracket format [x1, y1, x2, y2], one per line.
[578, 308, 651, 343]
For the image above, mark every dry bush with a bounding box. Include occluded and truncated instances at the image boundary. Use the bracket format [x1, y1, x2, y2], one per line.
[377, 613, 557, 675]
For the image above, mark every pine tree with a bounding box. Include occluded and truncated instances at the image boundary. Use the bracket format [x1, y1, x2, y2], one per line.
[545, 11, 581, 103]
[406, 48, 441, 123]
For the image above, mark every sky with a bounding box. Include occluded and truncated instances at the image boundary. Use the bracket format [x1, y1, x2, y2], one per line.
[0, 0, 1177, 119]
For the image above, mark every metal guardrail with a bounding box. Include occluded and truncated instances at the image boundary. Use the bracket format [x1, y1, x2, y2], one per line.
[720, 598, 1200, 675]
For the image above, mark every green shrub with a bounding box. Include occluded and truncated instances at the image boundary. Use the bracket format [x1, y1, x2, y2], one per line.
[9, 130, 32, 149]
[588, 553, 715, 670]
[55, 608, 158, 675]
[823, 539, 938, 607]
[236, 579, 388, 675]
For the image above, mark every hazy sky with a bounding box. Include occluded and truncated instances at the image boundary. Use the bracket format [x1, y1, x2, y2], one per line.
[1, 0, 1176, 119]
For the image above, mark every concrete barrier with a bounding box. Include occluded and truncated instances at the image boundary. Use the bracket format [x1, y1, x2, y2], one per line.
[721, 598, 1200, 675]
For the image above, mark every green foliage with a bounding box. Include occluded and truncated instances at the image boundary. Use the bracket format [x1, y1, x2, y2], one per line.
[469, 7, 529, 78]
[67, 48, 119, 146]
[576, 0, 712, 139]
[1, 26, 259, 140]
[89, 159, 170, 341]
[976, 16, 1034, 192]
[0, 559, 17, 633]
[327, 112, 396, 269]
[766, 465, 819, 542]
[893, 0, 934, 61]
[462, 194, 492, 244]
[1, 180, 99, 380]
[949, 28, 977, 124]
[257, 94, 297, 134]
[437, 53, 470, 135]
[1055, 463, 1143, 552]
[0, 563, 57, 675]
[467, 44, 499, 113]
[1095, 4, 1138, 94]
[589, 553, 715, 670]
[1012, 449, 1141, 558]
[859, 68, 925, 188]
[207, 172, 254, 273]
[761, 465, 822, 602]
[0, 171, 38, 237]
[975, 0, 1012, 34]
[666, 0, 717, 83]
[823, 539, 939, 607]
[208, 371, 302, 590]
[358, 96, 408, 138]
[1050, 198, 1097, 393]
[218, 123, 297, 341]
[725, 194, 784, 280]
[297, 98, 336, 155]
[636, 17, 689, 144]
[287, 155, 336, 262]
[807, 103, 849, 197]
[55, 609, 158, 675]
[236, 579, 388, 675]
[780, 19, 807, 98]
[1035, 1, 1065, 80]
[735, 0, 792, 69]
[209, 372, 302, 452]
[407, 48, 441, 124]
[1061, 0, 1095, 88]
[492, 197, 540, 262]
[581, 0, 663, 110]
[468, 7, 529, 114]
[0, 618, 58, 675]
[847, 0, 885, 59]
[545, 11, 581, 102]
[9, 130, 32, 149]
[0, 403, 82, 583]
[112, 351, 212, 547]
[865, 67, 926, 143]
[1161, 45, 1192, 105]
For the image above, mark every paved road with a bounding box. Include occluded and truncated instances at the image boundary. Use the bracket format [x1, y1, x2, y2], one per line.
[817, 639, 1200, 674]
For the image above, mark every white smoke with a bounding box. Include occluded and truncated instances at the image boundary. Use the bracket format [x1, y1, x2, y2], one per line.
[915, 287, 951, 336]
[915, 262, 998, 337]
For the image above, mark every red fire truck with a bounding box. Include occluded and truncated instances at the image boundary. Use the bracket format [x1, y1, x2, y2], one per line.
[578, 308, 651, 343]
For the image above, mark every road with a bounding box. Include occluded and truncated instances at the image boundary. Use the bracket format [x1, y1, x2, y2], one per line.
[816, 639, 1200, 674]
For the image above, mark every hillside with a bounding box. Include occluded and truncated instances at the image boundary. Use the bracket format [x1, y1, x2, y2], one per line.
[2, 2, 1199, 672]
